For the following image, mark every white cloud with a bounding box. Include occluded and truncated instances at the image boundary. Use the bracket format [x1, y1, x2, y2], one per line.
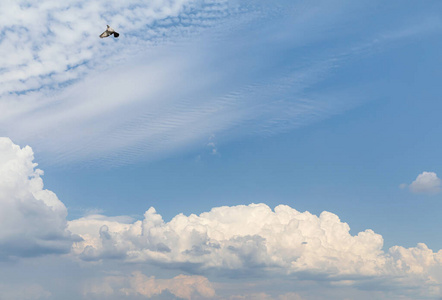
[407, 171, 441, 195]
[0, 0, 346, 166]
[71, 204, 386, 275]
[0, 137, 76, 259]
[2, 1, 432, 166]
[69, 203, 442, 299]
[0, 0, 214, 97]
[1, 138, 441, 298]
[84, 272, 215, 299]
[0, 1, 440, 169]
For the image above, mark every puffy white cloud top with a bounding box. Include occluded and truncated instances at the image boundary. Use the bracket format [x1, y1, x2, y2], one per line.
[0, 137, 75, 259]
[409, 171, 441, 195]
[68, 204, 442, 286]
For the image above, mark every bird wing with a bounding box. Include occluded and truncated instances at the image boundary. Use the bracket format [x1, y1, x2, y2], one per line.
[100, 30, 111, 38]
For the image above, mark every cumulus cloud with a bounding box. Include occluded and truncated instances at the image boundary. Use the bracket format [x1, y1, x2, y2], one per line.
[84, 272, 215, 299]
[1, 138, 441, 298]
[406, 171, 442, 195]
[70, 204, 387, 276]
[69, 203, 442, 298]
[0, 137, 76, 259]
[68, 203, 442, 298]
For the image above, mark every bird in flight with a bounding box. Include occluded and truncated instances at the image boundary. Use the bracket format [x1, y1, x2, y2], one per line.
[100, 25, 119, 38]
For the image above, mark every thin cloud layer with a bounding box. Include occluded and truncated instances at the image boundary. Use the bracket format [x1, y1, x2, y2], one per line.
[3, 1, 437, 165]
[0, 0, 234, 159]
[0, 0, 212, 96]
[0, 0, 350, 165]
[84, 272, 305, 299]
[0, 137, 76, 259]
[84, 272, 215, 299]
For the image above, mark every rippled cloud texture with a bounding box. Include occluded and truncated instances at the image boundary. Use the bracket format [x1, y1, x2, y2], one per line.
[1, 138, 441, 299]
[2, 0, 437, 165]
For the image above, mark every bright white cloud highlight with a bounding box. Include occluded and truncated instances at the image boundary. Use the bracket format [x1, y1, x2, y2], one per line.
[69, 203, 442, 294]
[0, 137, 76, 259]
[407, 171, 441, 194]
[84, 272, 215, 299]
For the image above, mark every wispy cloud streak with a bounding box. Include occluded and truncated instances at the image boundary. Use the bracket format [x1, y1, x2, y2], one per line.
[1, 1, 441, 166]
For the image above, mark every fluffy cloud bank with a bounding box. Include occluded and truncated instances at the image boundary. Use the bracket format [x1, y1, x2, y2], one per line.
[0, 137, 76, 259]
[69, 204, 442, 294]
[69, 205, 386, 275]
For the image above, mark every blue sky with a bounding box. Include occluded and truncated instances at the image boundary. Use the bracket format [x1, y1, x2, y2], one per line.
[1, 0, 442, 299]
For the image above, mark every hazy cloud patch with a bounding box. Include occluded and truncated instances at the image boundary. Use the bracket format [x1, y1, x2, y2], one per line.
[84, 272, 215, 299]
[401, 171, 441, 195]
[0, 283, 51, 300]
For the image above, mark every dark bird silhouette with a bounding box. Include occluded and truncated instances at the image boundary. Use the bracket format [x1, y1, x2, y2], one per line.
[100, 25, 119, 38]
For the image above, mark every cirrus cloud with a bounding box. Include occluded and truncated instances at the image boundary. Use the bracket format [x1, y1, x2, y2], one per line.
[3, 0, 438, 166]
[1, 137, 441, 299]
